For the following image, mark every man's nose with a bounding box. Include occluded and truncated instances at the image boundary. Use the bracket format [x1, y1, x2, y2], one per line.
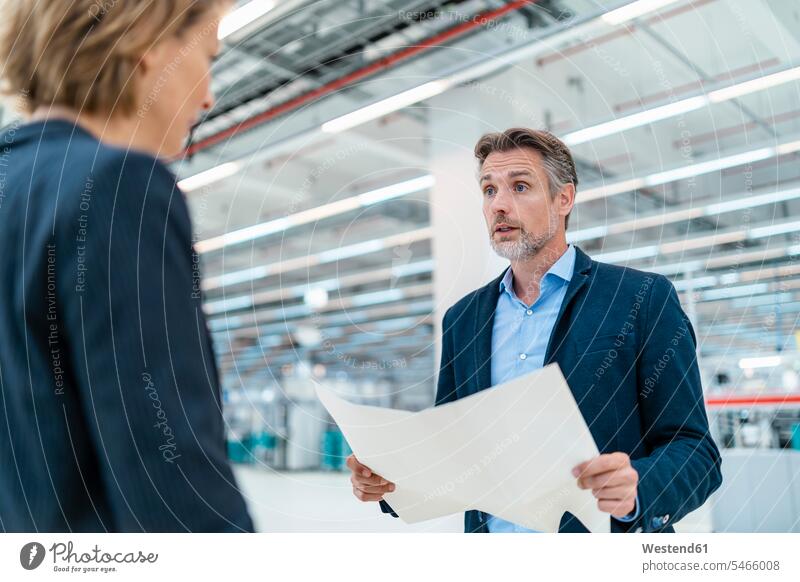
[490, 187, 513, 214]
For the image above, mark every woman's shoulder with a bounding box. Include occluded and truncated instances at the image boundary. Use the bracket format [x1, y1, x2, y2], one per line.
[12, 119, 177, 189]
[90, 139, 177, 193]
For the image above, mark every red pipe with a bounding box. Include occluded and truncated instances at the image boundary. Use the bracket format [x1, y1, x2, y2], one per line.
[536, 0, 717, 68]
[706, 394, 800, 408]
[536, 24, 635, 68]
[186, 0, 535, 156]
[673, 106, 800, 149]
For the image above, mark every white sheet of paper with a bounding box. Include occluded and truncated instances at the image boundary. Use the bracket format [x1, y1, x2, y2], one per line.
[316, 363, 610, 533]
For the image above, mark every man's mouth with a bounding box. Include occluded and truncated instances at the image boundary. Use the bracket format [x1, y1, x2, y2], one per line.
[494, 224, 518, 234]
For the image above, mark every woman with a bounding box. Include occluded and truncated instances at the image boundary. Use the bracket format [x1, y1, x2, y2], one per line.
[0, 0, 253, 532]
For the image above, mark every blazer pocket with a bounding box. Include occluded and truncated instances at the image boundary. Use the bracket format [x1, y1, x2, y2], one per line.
[576, 333, 633, 355]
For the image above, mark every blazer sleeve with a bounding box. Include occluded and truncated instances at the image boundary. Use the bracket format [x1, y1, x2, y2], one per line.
[60, 152, 253, 532]
[435, 306, 458, 406]
[631, 274, 722, 532]
[379, 306, 458, 518]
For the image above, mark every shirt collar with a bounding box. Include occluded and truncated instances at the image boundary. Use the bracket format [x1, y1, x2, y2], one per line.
[499, 244, 576, 294]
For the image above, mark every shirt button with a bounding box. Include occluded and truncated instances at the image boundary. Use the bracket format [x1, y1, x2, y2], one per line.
[526, 309, 533, 315]
[519, 353, 527, 360]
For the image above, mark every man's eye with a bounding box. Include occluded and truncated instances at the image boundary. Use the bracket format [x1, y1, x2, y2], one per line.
[515, 183, 527, 192]
[484, 187, 495, 196]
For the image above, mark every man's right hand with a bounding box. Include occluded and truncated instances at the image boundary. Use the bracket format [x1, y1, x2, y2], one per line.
[346, 454, 395, 502]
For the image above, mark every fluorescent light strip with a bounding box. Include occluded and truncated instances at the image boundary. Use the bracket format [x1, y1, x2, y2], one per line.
[563, 96, 707, 145]
[205, 259, 434, 315]
[177, 162, 241, 192]
[287, 315, 427, 341]
[671, 262, 800, 292]
[738, 356, 783, 369]
[578, 137, 800, 203]
[210, 263, 436, 321]
[209, 302, 434, 344]
[196, 175, 434, 254]
[651, 245, 800, 277]
[220, 300, 434, 340]
[703, 188, 800, 215]
[202, 227, 432, 290]
[563, 65, 800, 147]
[700, 282, 770, 301]
[693, 276, 800, 303]
[349, 289, 405, 308]
[701, 328, 794, 341]
[214, 301, 434, 342]
[740, 299, 800, 315]
[776, 139, 800, 156]
[321, 81, 450, 134]
[358, 175, 434, 204]
[693, 276, 800, 302]
[698, 320, 788, 334]
[594, 245, 659, 263]
[672, 276, 719, 292]
[210, 283, 432, 332]
[708, 66, 800, 103]
[593, 217, 800, 264]
[317, 239, 385, 262]
[748, 220, 800, 238]
[601, 0, 681, 25]
[224, 327, 432, 363]
[729, 292, 795, 309]
[661, 230, 746, 254]
[569, 186, 800, 243]
[644, 148, 775, 187]
[218, 0, 276, 40]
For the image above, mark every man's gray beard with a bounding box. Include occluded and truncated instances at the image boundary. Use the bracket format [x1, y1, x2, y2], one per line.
[491, 230, 550, 261]
[491, 228, 552, 261]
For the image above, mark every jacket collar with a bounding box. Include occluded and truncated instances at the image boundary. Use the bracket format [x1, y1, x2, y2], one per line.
[498, 244, 576, 298]
[473, 246, 594, 391]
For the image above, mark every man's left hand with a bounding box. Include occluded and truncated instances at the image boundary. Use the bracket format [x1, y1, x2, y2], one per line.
[572, 452, 638, 518]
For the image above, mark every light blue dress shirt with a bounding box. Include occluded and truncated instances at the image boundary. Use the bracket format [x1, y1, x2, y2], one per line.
[486, 245, 639, 533]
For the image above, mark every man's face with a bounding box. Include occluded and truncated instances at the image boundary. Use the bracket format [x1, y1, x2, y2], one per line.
[479, 148, 563, 261]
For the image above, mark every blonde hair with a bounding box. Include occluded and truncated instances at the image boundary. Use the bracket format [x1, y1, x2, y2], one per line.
[0, 0, 227, 116]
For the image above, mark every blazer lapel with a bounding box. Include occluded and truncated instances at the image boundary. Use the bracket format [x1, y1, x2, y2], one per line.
[544, 246, 593, 364]
[473, 269, 507, 393]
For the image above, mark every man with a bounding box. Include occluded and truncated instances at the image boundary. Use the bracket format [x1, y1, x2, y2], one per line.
[347, 127, 722, 533]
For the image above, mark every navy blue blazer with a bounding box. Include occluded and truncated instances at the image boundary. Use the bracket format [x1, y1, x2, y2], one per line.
[0, 120, 253, 532]
[382, 246, 721, 533]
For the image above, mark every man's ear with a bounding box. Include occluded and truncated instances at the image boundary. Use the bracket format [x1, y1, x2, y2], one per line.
[558, 183, 576, 219]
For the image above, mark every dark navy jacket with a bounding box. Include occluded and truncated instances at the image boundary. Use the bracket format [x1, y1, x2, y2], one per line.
[382, 246, 721, 533]
[0, 120, 253, 532]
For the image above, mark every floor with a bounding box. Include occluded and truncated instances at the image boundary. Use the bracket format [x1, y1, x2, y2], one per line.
[233, 467, 713, 533]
